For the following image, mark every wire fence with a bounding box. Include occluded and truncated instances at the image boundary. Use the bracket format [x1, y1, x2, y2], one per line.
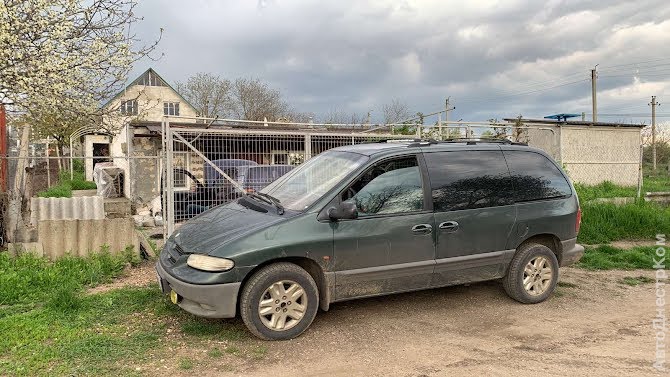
[6, 117, 646, 247]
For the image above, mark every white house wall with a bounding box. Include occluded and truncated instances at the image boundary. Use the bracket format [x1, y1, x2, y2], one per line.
[95, 78, 198, 199]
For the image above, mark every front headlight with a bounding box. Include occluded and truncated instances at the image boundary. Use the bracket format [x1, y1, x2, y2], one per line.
[186, 254, 235, 272]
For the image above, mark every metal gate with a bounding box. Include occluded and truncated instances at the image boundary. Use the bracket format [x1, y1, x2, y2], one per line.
[161, 121, 408, 236]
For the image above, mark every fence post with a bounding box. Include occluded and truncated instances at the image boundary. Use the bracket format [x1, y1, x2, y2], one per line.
[304, 133, 312, 160]
[0, 104, 6, 192]
[166, 120, 175, 237]
[637, 143, 643, 199]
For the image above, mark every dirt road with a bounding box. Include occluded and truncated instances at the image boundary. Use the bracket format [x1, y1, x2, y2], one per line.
[147, 267, 665, 376]
[131, 268, 670, 377]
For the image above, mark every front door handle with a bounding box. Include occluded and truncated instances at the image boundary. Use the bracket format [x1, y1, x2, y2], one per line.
[411, 223, 432, 234]
[439, 221, 459, 231]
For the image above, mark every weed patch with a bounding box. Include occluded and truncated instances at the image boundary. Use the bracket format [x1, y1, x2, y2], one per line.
[576, 245, 666, 270]
[619, 276, 655, 286]
[578, 201, 670, 244]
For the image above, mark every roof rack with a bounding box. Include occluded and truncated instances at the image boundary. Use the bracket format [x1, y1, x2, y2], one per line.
[441, 138, 528, 146]
[376, 138, 528, 147]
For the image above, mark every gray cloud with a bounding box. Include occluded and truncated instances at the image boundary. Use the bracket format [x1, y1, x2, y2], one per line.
[131, 0, 670, 124]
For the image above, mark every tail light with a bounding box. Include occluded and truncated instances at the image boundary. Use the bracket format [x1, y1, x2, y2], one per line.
[576, 207, 582, 234]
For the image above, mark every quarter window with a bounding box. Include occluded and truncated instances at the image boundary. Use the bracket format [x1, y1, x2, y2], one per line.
[342, 156, 424, 216]
[425, 150, 514, 211]
[503, 151, 571, 202]
[164, 102, 180, 116]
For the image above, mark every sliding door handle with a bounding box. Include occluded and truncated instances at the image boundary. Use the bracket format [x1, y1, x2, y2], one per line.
[411, 223, 432, 234]
[439, 221, 459, 231]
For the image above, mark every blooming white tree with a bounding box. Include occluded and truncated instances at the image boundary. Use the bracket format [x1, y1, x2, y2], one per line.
[0, 0, 161, 132]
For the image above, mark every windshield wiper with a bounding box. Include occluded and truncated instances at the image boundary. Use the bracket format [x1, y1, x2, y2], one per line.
[256, 192, 284, 215]
[247, 192, 284, 215]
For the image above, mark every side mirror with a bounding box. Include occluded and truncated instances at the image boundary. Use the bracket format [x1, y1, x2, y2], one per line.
[327, 201, 358, 221]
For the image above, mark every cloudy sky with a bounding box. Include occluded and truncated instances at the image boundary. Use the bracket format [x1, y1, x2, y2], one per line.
[131, 0, 670, 126]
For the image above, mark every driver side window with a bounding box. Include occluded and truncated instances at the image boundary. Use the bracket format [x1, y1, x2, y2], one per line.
[342, 156, 424, 216]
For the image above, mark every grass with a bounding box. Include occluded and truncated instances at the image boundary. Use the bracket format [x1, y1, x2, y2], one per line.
[576, 245, 666, 270]
[578, 201, 670, 244]
[37, 170, 96, 198]
[0, 251, 255, 376]
[642, 170, 670, 193]
[0, 247, 137, 306]
[179, 358, 194, 370]
[619, 276, 655, 286]
[208, 348, 223, 358]
[574, 181, 637, 202]
[574, 177, 670, 203]
[225, 346, 241, 355]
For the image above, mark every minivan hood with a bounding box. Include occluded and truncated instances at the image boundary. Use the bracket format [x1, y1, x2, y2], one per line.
[173, 201, 284, 255]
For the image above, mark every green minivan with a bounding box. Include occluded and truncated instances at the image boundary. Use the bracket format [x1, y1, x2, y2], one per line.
[156, 139, 584, 340]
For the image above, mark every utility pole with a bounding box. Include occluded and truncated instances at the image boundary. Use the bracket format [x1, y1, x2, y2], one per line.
[445, 97, 455, 136]
[591, 65, 598, 122]
[650, 95, 660, 171]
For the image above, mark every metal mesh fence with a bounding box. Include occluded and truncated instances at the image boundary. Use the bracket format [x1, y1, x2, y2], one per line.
[3, 118, 644, 246]
[163, 126, 408, 234]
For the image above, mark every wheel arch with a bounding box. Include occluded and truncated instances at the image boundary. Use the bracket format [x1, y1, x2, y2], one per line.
[237, 257, 331, 314]
[516, 233, 563, 264]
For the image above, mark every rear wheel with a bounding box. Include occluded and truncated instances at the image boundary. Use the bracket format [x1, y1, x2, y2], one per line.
[503, 243, 559, 304]
[240, 262, 319, 340]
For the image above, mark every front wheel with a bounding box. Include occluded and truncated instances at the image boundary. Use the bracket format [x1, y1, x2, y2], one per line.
[503, 243, 559, 304]
[240, 262, 319, 340]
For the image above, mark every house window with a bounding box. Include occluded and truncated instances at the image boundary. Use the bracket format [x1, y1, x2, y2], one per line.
[141, 70, 165, 86]
[173, 152, 190, 191]
[119, 99, 138, 115]
[164, 102, 180, 116]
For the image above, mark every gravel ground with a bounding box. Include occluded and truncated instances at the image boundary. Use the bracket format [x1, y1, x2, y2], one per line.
[212, 268, 663, 377]
[105, 265, 665, 376]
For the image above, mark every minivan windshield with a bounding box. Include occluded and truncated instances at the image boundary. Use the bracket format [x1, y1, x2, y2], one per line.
[260, 150, 368, 211]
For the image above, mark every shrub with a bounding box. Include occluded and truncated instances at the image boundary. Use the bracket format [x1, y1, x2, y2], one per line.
[37, 170, 96, 197]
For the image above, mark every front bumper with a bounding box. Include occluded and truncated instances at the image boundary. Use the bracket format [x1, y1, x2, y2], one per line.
[560, 238, 585, 267]
[156, 261, 241, 318]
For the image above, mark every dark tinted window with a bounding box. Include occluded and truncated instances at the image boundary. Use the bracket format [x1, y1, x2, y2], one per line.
[342, 156, 424, 216]
[503, 151, 571, 202]
[425, 150, 514, 211]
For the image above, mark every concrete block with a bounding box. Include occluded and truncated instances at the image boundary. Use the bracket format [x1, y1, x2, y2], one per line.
[38, 218, 139, 260]
[6, 242, 44, 257]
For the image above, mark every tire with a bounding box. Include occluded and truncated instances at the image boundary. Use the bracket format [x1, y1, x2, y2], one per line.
[503, 243, 559, 304]
[240, 262, 319, 340]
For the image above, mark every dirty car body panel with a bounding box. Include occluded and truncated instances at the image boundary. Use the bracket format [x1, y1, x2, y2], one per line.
[156, 141, 584, 322]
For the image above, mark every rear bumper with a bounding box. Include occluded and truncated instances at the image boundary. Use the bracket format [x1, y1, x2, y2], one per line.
[155, 261, 240, 318]
[560, 238, 585, 267]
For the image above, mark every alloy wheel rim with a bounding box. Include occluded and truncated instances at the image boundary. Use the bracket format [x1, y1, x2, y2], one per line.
[523, 256, 553, 296]
[258, 280, 307, 331]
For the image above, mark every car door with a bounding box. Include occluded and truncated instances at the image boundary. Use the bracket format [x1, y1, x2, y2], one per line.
[423, 149, 517, 286]
[332, 154, 436, 300]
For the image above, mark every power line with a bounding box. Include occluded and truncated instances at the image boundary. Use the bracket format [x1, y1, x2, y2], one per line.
[598, 57, 670, 70]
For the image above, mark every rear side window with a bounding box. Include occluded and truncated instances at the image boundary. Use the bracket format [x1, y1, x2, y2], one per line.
[503, 151, 572, 202]
[425, 150, 514, 211]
